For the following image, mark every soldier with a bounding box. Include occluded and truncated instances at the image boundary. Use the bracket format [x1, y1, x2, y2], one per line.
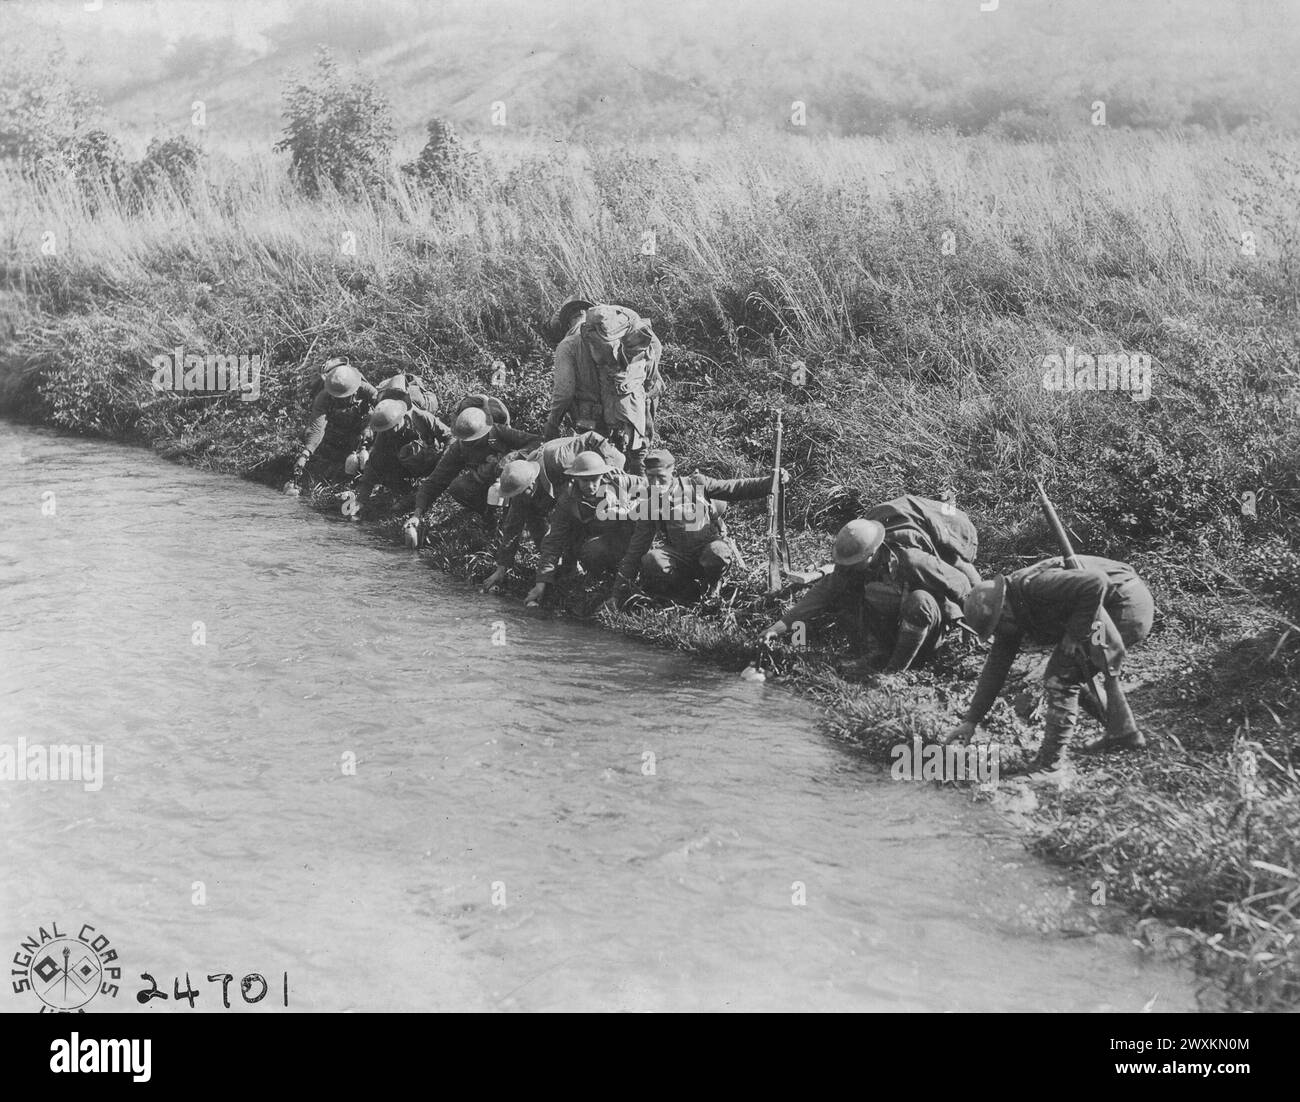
[289, 361, 442, 493]
[523, 453, 647, 606]
[481, 432, 626, 593]
[613, 449, 783, 603]
[943, 555, 1156, 774]
[287, 360, 379, 492]
[353, 398, 452, 515]
[413, 406, 540, 530]
[758, 516, 975, 673]
[543, 304, 662, 475]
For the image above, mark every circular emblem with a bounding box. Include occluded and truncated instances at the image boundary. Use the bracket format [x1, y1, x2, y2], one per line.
[12, 922, 121, 1012]
[29, 938, 104, 1010]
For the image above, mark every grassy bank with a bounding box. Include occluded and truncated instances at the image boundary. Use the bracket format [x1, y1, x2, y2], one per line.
[3, 131, 1299, 1010]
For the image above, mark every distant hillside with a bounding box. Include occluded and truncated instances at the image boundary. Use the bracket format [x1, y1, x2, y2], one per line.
[3, 0, 1300, 153]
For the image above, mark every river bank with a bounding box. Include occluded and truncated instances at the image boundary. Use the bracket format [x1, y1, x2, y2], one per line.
[2, 132, 1298, 1009]
[4, 422, 1205, 1012]
[3, 414, 1291, 1010]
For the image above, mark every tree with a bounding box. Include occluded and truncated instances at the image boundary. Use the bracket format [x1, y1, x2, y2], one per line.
[275, 46, 395, 198]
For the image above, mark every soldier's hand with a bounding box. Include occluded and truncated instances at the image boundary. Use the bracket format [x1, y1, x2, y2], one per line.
[776, 467, 790, 487]
[759, 620, 788, 642]
[524, 582, 546, 607]
[482, 567, 507, 594]
[943, 721, 977, 746]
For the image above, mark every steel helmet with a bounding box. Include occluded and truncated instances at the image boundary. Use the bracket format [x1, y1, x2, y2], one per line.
[498, 460, 540, 500]
[369, 399, 408, 434]
[832, 519, 886, 567]
[452, 407, 491, 441]
[962, 576, 1007, 641]
[325, 363, 363, 398]
[564, 452, 616, 478]
[549, 298, 595, 344]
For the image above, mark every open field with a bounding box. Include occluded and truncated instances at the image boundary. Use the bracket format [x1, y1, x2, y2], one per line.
[3, 129, 1300, 1009]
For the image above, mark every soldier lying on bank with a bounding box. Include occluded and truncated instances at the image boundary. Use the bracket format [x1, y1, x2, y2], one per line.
[758, 517, 975, 672]
[610, 449, 785, 605]
[480, 432, 626, 594]
[943, 555, 1155, 775]
[524, 453, 647, 606]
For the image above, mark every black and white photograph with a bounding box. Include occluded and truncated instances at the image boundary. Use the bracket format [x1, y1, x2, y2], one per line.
[1, 0, 1297, 1049]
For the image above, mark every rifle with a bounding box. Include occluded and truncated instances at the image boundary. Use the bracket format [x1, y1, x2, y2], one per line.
[1033, 480, 1140, 742]
[767, 410, 790, 594]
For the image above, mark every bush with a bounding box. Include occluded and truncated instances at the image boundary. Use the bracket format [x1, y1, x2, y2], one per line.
[274, 46, 395, 198]
[0, 47, 96, 169]
[131, 135, 205, 201]
[402, 118, 479, 195]
[56, 129, 129, 204]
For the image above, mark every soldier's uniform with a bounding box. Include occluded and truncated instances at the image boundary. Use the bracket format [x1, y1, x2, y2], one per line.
[534, 471, 647, 582]
[356, 408, 451, 503]
[415, 423, 541, 517]
[616, 473, 770, 597]
[298, 381, 379, 473]
[495, 433, 625, 570]
[781, 538, 973, 671]
[543, 305, 662, 474]
[962, 555, 1155, 764]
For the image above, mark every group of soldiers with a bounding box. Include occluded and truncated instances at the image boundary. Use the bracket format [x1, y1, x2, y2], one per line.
[284, 300, 1156, 777]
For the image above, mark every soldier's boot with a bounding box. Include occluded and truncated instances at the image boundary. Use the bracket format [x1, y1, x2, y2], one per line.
[1003, 675, 1080, 777]
[1079, 680, 1147, 754]
[883, 591, 940, 673]
[1080, 729, 1147, 754]
[883, 623, 930, 673]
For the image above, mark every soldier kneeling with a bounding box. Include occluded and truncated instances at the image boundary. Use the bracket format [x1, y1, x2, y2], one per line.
[613, 449, 783, 605]
[759, 517, 974, 672]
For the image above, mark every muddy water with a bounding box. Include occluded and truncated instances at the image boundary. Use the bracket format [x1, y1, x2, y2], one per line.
[0, 425, 1193, 1012]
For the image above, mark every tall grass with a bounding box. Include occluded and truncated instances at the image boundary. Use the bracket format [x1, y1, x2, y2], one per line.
[2, 129, 1300, 1008]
